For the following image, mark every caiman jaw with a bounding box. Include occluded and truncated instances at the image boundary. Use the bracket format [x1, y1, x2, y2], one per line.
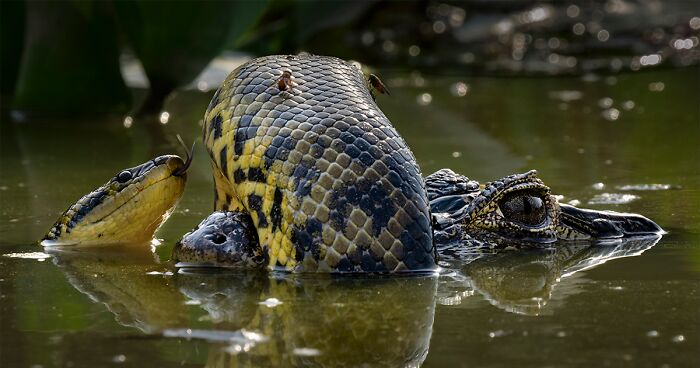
[172, 211, 265, 269]
[556, 204, 664, 240]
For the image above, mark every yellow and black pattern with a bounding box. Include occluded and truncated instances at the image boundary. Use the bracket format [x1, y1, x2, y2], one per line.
[202, 55, 436, 273]
[43, 155, 187, 246]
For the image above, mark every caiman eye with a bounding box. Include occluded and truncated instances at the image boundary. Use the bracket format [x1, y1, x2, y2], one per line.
[499, 193, 546, 226]
[116, 170, 133, 183]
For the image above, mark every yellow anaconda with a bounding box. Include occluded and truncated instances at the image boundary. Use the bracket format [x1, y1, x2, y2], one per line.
[43, 154, 190, 246]
[200, 55, 436, 273]
[43, 55, 662, 274]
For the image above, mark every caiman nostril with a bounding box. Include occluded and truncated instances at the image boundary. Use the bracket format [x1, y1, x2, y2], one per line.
[173, 134, 195, 177]
[211, 233, 227, 245]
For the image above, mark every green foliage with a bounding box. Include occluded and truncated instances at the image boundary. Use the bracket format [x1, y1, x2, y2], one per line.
[0, 0, 25, 97]
[13, 2, 130, 114]
[113, 0, 270, 110]
[236, 0, 376, 55]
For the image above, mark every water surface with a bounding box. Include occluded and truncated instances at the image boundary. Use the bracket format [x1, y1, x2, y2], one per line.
[1, 67, 698, 367]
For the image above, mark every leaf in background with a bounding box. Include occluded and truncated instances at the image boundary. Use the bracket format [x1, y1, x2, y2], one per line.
[13, 2, 130, 115]
[114, 0, 271, 115]
[293, 0, 378, 43]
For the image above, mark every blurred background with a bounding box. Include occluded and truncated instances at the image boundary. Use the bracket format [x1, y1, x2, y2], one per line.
[2, 1, 698, 116]
[1, 0, 698, 216]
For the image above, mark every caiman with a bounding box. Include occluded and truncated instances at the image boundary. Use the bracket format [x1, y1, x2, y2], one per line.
[42, 55, 663, 273]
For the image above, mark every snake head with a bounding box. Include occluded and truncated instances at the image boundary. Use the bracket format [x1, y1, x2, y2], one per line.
[172, 211, 265, 268]
[42, 155, 188, 246]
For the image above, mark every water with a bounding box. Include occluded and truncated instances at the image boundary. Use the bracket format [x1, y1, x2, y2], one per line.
[1, 67, 698, 367]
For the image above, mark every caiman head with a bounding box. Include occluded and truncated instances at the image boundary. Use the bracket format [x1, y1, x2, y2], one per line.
[426, 169, 663, 245]
[172, 211, 265, 268]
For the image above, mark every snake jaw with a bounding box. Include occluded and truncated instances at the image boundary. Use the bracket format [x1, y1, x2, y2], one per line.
[42, 155, 187, 246]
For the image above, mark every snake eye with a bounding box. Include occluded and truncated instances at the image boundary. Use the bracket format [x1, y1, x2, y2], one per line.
[499, 193, 546, 226]
[116, 170, 133, 183]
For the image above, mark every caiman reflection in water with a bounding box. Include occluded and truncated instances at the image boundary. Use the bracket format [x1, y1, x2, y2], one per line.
[437, 235, 661, 315]
[46, 234, 659, 366]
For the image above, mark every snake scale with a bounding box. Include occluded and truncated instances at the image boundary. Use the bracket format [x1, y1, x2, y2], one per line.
[43, 54, 662, 274]
[200, 55, 435, 273]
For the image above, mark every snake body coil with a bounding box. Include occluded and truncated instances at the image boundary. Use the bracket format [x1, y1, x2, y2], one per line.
[201, 55, 436, 273]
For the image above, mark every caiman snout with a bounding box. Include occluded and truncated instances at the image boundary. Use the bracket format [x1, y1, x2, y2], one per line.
[558, 204, 664, 239]
[172, 211, 263, 268]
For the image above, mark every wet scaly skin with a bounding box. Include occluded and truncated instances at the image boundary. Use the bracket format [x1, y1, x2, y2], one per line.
[41, 55, 663, 270]
[199, 55, 435, 273]
[42, 155, 188, 246]
[173, 55, 662, 272]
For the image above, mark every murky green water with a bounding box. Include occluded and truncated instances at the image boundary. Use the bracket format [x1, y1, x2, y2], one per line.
[1, 67, 698, 367]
